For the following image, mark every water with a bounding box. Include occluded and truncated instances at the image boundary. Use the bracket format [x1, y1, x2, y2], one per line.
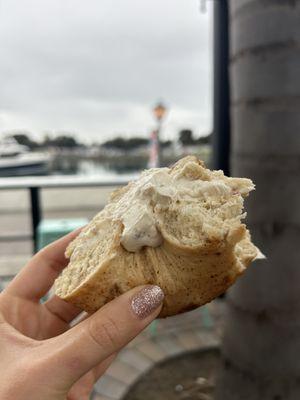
[78, 160, 141, 178]
[51, 158, 142, 180]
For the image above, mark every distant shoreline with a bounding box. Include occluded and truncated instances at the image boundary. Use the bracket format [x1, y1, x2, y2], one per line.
[50, 147, 212, 175]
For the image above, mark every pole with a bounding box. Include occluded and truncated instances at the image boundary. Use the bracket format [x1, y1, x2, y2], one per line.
[156, 120, 162, 167]
[212, 0, 230, 175]
[29, 187, 42, 253]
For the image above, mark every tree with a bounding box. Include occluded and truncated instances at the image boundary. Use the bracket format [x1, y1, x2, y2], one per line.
[101, 136, 149, 151]
[10, 132, 39, 149]
[43, 134, 80, 148]
[178, 130, 211, 146]
[216, 1, 300, 399]
[196, 133, 212, 145]
[178, 129, 194, 145]
[161, 140, 172, 148]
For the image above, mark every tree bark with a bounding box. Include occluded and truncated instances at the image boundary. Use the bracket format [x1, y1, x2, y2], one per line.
[216, 1, 300, 399]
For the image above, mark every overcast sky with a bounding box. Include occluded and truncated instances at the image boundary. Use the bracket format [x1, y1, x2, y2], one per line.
[0, 0, 213, 144]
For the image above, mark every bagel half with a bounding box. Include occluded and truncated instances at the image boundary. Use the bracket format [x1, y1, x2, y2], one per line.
[54, 156, 260, 317]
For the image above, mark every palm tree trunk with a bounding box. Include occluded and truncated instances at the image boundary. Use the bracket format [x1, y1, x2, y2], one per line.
[216, 1, 300, 399]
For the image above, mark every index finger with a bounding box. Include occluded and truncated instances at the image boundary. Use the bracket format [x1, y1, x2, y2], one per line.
[5, 228, 82, 301]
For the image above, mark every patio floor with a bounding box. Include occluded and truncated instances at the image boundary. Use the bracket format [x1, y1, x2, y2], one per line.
[92, 300, 224, 400]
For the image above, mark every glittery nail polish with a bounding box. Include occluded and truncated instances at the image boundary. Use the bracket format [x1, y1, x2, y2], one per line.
[131, 285, 164, 319]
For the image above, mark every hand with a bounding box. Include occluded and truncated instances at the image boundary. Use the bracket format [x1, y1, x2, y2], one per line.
[0, 230, 164, 400]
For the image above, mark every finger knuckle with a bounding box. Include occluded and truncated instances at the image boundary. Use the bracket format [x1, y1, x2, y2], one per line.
[88, 316, 121, 351]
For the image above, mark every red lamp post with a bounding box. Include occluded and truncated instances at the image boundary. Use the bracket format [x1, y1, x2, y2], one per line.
[150, 101, 167, 167]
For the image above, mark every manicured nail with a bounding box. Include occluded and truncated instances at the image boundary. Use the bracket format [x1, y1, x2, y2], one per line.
[131, 285, 164, 319]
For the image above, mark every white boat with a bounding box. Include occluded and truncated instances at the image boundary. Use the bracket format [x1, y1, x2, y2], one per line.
[0, 137, 52, 177]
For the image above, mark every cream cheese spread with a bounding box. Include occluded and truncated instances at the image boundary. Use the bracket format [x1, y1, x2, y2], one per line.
[108, 165, 250, 253]
[110, 169, 173, 252]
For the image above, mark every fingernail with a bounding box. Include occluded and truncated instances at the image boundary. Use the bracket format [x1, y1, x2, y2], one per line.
[131, 285, 164, 319]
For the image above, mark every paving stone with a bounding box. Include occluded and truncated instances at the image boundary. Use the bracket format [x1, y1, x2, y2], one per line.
[153, 334, 184, 356]
[92, 393, 114, 400]
[155, 309, 202, 332]
[175, 329, 204, 350]
[95, 375, 127, 400]
[126, 331, 148, 348]
[106, 359, 140, 385]
[136, 339, 168, 362]
[196, 331, 220, 347]
[118, 348, 153, 372]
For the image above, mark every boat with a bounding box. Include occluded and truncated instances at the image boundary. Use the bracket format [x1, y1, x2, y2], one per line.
[0, 137, 52, 177]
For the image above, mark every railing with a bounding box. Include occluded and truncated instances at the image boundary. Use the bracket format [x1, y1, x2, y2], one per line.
[0, 176, 130, 253]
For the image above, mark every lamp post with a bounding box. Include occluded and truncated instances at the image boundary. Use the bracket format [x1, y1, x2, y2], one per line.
[151, 101, 167, 167]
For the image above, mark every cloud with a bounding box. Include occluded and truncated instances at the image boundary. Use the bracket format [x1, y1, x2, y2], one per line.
[0, 0, 213, 143]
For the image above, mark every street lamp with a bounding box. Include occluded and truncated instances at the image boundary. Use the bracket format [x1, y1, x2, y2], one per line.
[153, 102, 167, 122]
[150, 101, 167, 167]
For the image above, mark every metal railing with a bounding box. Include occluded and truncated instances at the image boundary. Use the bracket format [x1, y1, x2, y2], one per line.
[0, 175, 130, 253]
